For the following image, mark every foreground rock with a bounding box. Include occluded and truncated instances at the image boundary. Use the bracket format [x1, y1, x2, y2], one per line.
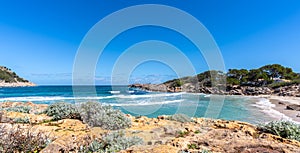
[123, 118, 300, 153]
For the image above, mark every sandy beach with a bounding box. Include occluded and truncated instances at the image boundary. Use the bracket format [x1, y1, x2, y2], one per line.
[257, 95, 300, 123]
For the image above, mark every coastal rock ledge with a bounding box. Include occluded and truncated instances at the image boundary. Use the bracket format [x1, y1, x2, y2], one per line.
[0, 81, 36, 87]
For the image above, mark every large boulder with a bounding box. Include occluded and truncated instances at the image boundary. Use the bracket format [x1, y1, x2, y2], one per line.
[286, 104, 300, 111]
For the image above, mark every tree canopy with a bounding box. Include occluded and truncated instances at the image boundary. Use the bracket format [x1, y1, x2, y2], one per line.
[163, 64, 300, 87]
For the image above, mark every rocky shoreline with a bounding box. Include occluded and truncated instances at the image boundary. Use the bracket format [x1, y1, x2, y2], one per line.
[0, 102, 299, 152]
[130, 83, 300, 97]
[0, 81, 36, 87]
[264, 96, 300, 123]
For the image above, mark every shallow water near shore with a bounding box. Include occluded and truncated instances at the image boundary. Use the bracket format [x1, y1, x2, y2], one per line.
[0, 86, 284, 124]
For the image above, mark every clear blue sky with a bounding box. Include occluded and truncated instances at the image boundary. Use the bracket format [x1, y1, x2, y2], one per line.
[1, 0, 300, 85]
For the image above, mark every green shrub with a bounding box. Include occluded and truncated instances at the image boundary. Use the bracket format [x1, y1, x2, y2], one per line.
[79, 102, 131, 130]
[258, 120, 300, 141]
[173, 79, 183, 87]
[86, 130, 143, 153]
[0, 124, 51, 152]
[176, 130, 190, 137]
[13, 116, 30, 123]
[167, 114, 191, 123]
[187, 143, 198, 149]
[194, 130, 201, 134]
[201, 150, 212, 153]
[44, 102, 80, 121]
[4, 106, 31, 113]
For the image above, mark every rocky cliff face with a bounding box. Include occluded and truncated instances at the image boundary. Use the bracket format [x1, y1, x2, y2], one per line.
[0, 66, 35, 87]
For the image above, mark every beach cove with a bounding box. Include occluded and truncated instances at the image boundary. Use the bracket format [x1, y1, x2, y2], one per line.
[0, 86, 299, 125]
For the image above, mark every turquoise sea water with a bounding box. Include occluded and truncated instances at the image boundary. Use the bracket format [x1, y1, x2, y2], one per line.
[0, 86, 278, 124]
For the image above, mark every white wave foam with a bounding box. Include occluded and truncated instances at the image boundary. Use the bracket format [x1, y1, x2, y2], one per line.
[0, 92, 184, 102]
[117, 92, 184, 99]
[126, 91, 135, 94]
[0, 95, 120, 102]
[108, 91, 120, 94]
[106, 99, 184, 106]
[204, 95, 211, 98]
[252, 98, 299, 124]
[252, 98, 275, 108]
[186, 93, 206, 96]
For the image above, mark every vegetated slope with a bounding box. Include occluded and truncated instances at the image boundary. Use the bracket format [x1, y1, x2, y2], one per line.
[0, 66, 35, 87]
[0, 66, 29, 83]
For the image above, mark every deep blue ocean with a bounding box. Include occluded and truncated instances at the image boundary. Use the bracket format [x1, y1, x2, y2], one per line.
[0, 86, 279, 124]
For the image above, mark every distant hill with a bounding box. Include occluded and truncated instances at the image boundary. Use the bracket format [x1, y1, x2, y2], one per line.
[163, 64, 300, 88]
[0, 66, 35, 87]
[131, 64, 300, 96]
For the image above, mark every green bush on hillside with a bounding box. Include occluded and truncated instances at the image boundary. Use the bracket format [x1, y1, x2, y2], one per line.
[79, 102, 131, 130]
[0, 124, 51, 152]
[173, 79, 183, 87]
[167, 114, 191, 123]
[258, 120, 300, 142]
[13, 116, 30, 123]
[44, 102, 80, 121]
[86, 130, 143, 153]
[4, 106, 32, 114]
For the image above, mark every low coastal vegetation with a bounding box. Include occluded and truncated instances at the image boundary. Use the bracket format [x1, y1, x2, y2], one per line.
[79, 102, 132, 130]
[44, 102, 80, 120]
[83, 130, 143, 152]
[1, 105, 32, 114]
[258, 120, 300, 142]
[45, 102, 132, 130]
[167, 113, 192, 123]
[13, 116, 30, 123]
[0, 124, 51, 152]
